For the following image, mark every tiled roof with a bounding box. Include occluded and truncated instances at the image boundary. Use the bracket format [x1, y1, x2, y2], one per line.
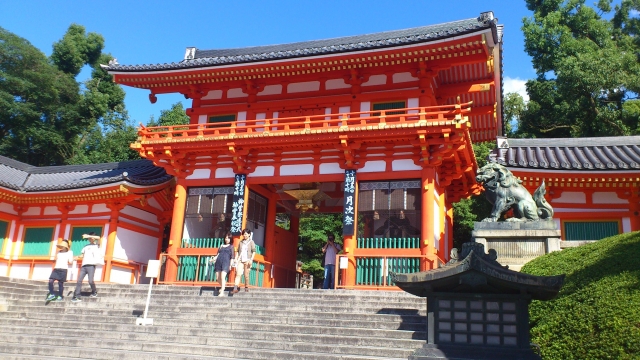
[0, 156, 172, 192]
[490, 136, 640, 171]
[106, 12, 499, 72]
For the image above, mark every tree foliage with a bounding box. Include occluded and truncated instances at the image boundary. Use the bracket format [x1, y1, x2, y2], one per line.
[147, 102, 190, 127]
[451, 141, 494, 250]
[503, 92, 526, 136]
[297, 212, 343, 286]
[517, 0, 640, 138]
[0, 24, 129, 166]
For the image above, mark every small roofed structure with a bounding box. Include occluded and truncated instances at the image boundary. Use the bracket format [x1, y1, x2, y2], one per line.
[391, 242, 564, 360]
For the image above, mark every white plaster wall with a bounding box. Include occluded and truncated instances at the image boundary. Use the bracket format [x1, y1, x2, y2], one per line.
[622, 217, 631, 233]
[13, 225, 24, 259]
[227, 88, 247, 98]
[325, 79, 350, 90]
[9, 263, 29, 278]
[110, 266, 133, 284]
[554, 208, 624, 213]
[186, 169, 211, 180]
[250, 166, 275, 177]
[362, 74, 386, 86]
[280, 164, 314, 176]
[0, 202, 18, 215]
[287, 81, 320, 93]
[4, 220, 16, 259]
[592, 192, 627, 204]
[121, 206, 158, 225]
[23, 207, 41, 216]
[319, 163, 344, 174]
[202, 90, 222, 100]
[0, 263, 7, 276]
[215, 168, 235, 179]
[392, 159, 421, 171]
[92, 204, 110, 213]
[433, 200, 440, 251]
[553, 192, 586, 203]
[69, 205, 89, 215]
[408, 98, 419, 114]
[338, 106, 351, 114]
[114, 227, 159, 264]
[360, 102, 370, 117]
[393, 72, 418, 83]
[198, 114, 207, 124]
[147, 198, 163, 211]
[32, 264, 52, 280]
[360, 160, 386, 173]
[258, 84, 282, 96]
[43, 206, 62, 215]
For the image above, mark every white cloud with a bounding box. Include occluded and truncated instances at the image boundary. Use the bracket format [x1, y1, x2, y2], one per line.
[503, 77, 529, 102]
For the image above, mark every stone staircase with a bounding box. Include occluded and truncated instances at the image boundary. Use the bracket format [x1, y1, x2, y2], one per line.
[0, 276, 427, 359]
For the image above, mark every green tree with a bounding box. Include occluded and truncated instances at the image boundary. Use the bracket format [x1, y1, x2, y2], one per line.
[503, 92, 526, 136]
[517, 0, 640, 138]
[451, 141, 494, 250]
[147, 102, 189, 126]
[297, 212, 343, 285]
[0, 24, 126, 166]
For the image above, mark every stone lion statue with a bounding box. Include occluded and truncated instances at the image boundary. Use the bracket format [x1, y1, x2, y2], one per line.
[476, 163, 554, 222]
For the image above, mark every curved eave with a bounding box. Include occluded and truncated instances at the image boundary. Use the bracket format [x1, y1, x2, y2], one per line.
[392, 250, 565, 300]
[106, 22, 498, 75]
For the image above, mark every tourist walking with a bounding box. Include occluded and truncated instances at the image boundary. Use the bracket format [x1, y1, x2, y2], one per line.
[215, 232, 235, 296]
[232, 229, 256, 293]
[46, 240, 73, 302]
[72, 232, 103, 302]
[322, 234, 342, 289]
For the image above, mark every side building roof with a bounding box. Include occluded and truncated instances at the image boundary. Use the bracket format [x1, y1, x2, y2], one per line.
[0, 155, 172, 192]
[105, 12, 500, 72]
[490, 136, 640, 171]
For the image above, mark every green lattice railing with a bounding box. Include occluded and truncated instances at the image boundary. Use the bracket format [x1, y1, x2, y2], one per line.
[357, 237, 420, 249]
[175, 255, 266, 286]
[355, 257, 421, 286]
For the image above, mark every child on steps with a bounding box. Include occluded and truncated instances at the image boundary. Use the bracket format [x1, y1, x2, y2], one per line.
[46, 240, 73, 302]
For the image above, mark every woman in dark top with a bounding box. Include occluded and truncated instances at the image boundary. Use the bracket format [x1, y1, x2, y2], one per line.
[214, 232, 235, 296]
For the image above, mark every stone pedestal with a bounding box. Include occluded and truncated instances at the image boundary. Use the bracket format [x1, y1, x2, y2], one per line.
[471, 220, 561, 271]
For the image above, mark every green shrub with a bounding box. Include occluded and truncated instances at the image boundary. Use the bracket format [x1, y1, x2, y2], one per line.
[521, 231, 640, 360]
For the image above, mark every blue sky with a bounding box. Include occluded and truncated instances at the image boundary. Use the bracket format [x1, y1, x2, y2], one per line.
[2, 0, 534, 125]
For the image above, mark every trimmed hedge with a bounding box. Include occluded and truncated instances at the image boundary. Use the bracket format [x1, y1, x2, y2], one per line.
[521, 231, 640, 360]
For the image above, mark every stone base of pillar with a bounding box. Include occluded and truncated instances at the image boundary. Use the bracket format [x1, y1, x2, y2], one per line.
[471, 220, 561, 271]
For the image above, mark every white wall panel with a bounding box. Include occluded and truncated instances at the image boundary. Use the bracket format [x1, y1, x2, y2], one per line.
[325, 79, 350, 90]
[0, 202, 18, 215]
[360, 161, 386, 173]
[69, 205, 89, 215]
[23, 207, 40, 216]
[622, 217, 631, 233]
[552, 192, 586, 204]
[114, 227, 159, 264]
[91, 204, 110, 213]
[319, 163, 344, 174]
[9, 263, 29, 279]
[186, 169, 211, 180]
[258, 84, 282, 96]
[362, 74, 386, 86]
[592, 192, 627, 204]
[202, 90, 222, 100]
[43, 206, 62, 215]
[32, 264, 52, 280]
[121, 206, 158, 225]
[227, 88, 247, 98]
[287, 81, 320, 93]
[250, 166, 275, 177]
[110, 266, 133, 284]
[392, 159, 421, 171]
[215, 167, 235, 178]
[280, 164, 314, 176]
[393, 72, 418, 83]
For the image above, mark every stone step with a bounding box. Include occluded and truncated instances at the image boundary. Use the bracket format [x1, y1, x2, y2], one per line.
[0, 310, 426, 331]
[0, 289, 425, 308]
[4, 332, 417, 359]
[0, 317, 425, 341]
[4, 305, 427, 324]
[3, 323, 424, 349]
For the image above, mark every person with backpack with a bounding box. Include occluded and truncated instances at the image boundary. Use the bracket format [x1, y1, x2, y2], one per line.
[46, 239, 73, 302]
[71, 232, 103, 302]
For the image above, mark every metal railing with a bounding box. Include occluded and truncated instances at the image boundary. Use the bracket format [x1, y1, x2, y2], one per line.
[136, 102, 472, 143]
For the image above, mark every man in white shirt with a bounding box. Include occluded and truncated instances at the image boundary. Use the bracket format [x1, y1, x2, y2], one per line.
[72, 233, 103, 302]
[322, 234, 342, 289]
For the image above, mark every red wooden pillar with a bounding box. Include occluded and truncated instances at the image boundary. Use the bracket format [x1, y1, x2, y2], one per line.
[421, 167, 436, 271]
[165, 179, 187, 282]
[630, 197, 640, 232]
[342, 179, 358, 288]
[263, 192, 278, 287]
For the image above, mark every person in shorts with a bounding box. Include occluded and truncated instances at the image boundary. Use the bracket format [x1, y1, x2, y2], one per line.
[46, 240, 73, 301]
